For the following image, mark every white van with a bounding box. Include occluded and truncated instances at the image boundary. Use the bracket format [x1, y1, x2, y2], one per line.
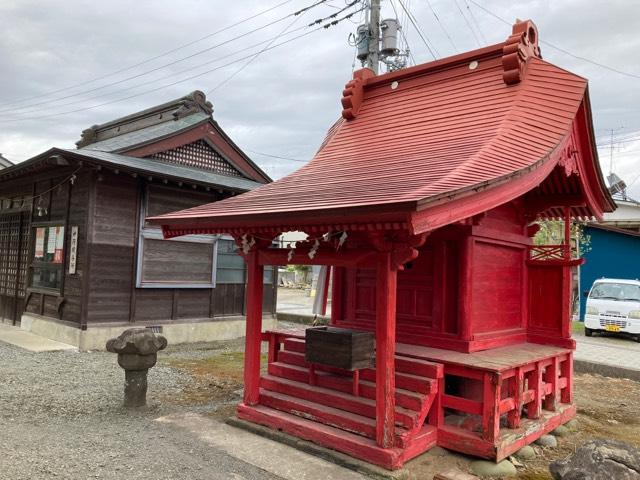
[584, 278, 640, 341]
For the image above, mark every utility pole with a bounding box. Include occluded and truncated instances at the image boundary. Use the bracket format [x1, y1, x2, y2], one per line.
[366, 0, 381, 74]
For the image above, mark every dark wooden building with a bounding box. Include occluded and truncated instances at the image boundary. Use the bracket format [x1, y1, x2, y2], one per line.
[0, 91, 277, 349]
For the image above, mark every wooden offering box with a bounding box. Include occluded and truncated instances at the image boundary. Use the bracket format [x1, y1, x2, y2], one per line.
[305, 327, 375, 370]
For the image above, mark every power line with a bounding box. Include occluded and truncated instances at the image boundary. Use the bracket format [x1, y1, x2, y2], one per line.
[7, 3, 353, 118]
[453, 0, 481, 47]
[246, 148, 309, 163]
[389, 0, 417, 65]
[2, 10, 361, 123]
[597, 135, 640, 147]
[467, 0, 640, 80]
[10, 27, 314, 117]
[208, 0, 363, 91]
[207, 13, 307, 95]
[0, 0, 333, 115]
[464, 0, 487, 44]
[0, 0, 297, 109]
[425, 0, 458, 52]
[397, 0, 438, 59]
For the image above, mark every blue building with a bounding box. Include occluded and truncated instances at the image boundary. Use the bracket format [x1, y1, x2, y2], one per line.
[580, 223, 640, 319]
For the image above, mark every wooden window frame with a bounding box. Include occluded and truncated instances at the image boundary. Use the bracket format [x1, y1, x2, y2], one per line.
[28, 222, 66, 295]
[135, 187, 221, 289]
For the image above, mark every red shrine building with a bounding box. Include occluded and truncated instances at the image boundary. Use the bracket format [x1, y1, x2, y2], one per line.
[153, 20, 614, 469]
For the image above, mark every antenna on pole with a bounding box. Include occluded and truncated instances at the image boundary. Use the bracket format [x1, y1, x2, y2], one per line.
[607, 126, 624, 175]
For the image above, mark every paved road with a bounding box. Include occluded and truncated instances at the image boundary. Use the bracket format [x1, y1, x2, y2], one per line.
[574, 332, 640, 371]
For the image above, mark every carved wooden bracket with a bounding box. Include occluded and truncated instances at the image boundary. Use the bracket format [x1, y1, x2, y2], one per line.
[368, 232, 429, 270]
[341, 68, 375, 120]
[502, 19, 542, 85]
[558, 146, 579, 177]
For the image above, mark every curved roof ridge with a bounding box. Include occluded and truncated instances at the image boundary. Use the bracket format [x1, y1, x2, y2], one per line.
[407, 57, 587, 203]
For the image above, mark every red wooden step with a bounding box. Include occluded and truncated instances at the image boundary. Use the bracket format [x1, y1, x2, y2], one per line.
[281, 338, 443, 379]
[260, 374, 418, 429]
[237, 403, 404, 470]
[268, 362, 424, 411]
[277, 350, 435, 395]
[260, 389, 378, 438]
[395, 356, 443, 379]
[283, 338, 305, 353]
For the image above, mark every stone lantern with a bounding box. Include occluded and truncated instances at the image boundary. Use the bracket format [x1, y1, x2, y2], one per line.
[106, 328, 168, 408]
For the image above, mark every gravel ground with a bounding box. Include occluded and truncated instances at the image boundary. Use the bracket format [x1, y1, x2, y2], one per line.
[0, 339, 281, 480]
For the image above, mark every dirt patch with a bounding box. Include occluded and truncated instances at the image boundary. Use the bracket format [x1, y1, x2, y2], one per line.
[158, 349, 268, 419]
[512, 373, 640, 479]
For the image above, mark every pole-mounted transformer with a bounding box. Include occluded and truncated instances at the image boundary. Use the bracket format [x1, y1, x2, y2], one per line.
[351, 1, 409, 74]
[356, 24, 370, 61]
[380, 18, 399, 56]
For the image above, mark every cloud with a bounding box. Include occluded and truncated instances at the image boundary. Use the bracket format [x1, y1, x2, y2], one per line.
[1, 0, 638, 196]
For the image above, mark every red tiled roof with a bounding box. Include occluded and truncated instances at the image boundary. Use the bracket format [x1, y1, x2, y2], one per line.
[153, 20, 613, 236]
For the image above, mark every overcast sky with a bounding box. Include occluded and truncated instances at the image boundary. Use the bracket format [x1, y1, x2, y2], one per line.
[1, 0, 639, 197]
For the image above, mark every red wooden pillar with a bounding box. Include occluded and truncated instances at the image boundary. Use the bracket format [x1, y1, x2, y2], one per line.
[459, 236, 474, 342]
[526, 361, 543, 419]
[544, 356, 560, 411]
[561, 352, 574, 404]
[506, 367, 523, 428]
[376, 251, 397, 448]
[331, 267, 344, 326]
[482, 372, 501, 443]
[561, 207, 573, 338]
[243, 250, 264, 406]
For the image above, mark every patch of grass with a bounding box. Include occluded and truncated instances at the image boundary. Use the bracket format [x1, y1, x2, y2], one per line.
[160, 351, 267, 407]
[572, 321, 585, 334]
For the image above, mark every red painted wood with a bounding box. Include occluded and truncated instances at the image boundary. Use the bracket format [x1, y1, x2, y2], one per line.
[459, 236, 474, 342]
[275, 349, 436, 394]
[376, 252, 398, 448]
[258, 247, 375, 267]
[267, 362, 423, 411]
[561, 351, 573, 404]
[442, 395, 483, 415]
[525, 362, 543, 419]
[544, 356, 560, 411]
[237, 403, 404, 470]
[243, 250, 263, 405]
[506, 367, 523, 428]
[331, 267, 345, 325]
[398, 424, 438, 462]
[482, 372, 501, 443]
[259, 389, 378, 438]
[437, 403, 577, 461]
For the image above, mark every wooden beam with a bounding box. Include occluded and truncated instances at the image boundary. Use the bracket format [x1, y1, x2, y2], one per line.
[375, 251, 397, 448]
[257, 248, 376, 267]
[524, 194, 586, 215]
[243, 250, 264, 405]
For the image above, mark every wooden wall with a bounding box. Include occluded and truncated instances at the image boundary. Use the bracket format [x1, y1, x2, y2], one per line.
[84, 172, 276, 325]
[334, 201, 531, 352]
[23, 169, 91, 325]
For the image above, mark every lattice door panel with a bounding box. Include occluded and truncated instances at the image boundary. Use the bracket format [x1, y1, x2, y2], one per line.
[0, 213, 29, 298]
[147, 140, 243, 177]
